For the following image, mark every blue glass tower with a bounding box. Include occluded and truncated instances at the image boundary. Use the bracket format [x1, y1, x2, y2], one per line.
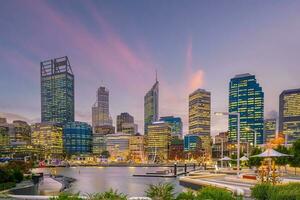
[63, 121, 92, 154]
[160, 116, 182, 138]
[229, 74, 264, 145]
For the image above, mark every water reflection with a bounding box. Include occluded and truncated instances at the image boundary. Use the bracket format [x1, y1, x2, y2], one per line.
[33, 167, 184, 197]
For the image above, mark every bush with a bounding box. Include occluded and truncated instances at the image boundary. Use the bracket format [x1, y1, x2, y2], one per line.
[196, 186, 236, 200]
[87, 189, 127, 200]
[13, 169, 24, 183]
[49, 192, 83, 200]
[145, 182, 175, 200]
[0, 182, 16, 191]
[251, 183, 300, 200]
[175, 190, 196, 200]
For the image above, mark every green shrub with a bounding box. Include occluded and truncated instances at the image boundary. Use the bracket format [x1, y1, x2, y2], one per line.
[175, 190, 196, 200]
[87, 189, 127, 200]
[251, 183, 272, 200]
[13, 169, 24, 183]
[49, 192, 83, 200]
[145, 182, 175, 200]
[252, 183, 300, 200]
[196, 186, 236, 200]
[0, 182, 16, 191]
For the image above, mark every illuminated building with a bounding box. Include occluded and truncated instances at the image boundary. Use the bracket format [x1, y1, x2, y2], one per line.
[129, 133, 145, 163]
[12, 120, 31, 145]
[31, 123, 63, 159]
[106, 133, 130, 161]
[146, 121, 171, 162]
[92, 125, 114, 155]
[212, 132, 229, 159]
[41, 56, 74, 124]
[117, 113, 134, 132]
[264, 119, 276, 143]
[63, 121, 92, 155]
[121, 123, 138, 135]
[279, 88, 300, 144]
[0, 122, 10, 151]
[189, 89, 211, 158]
[184, 134, 203, 160]
[229, 73, 264, 145]
[159, 116, 182, 139]
[92, 86, 112, 129]
[168, 138, 184, 161]
[144, 75, 159, 134]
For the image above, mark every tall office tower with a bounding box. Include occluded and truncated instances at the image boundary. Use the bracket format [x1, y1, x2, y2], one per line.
[12, 120, 31, 145]
[279, 88, 300, 144]
[117, 112, 134, 132]
[229, 73, 264, 145]
[160, 116, 183, 139]
[92, 86, 112, 128]
[146, 121, 171, 162]
[41, 56, 74, 124]
[144, 75, 159, 135]
[189, 89, 211, 136]
[264, 119, 277, 143]
[63, 121, 92, 155]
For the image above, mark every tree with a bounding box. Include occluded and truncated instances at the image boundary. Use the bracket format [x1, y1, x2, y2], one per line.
[249, 147, 263, 168]
[275, 145, 290, 172]
[100, 150, 110, 159]
[290, 139, 300, 175]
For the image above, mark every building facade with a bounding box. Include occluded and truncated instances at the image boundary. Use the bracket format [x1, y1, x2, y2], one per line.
[41, 56, 74, 124]
[229, 73, 264, 145]
[92, 125, 115, 155]
[92, 86, 112, 129]
[144, 77, 159, 135]
[129, 134, 145, 163]
[31, 123, 63, 159]
[168, 138, 184, 161]
[106, 133, 130, 161]
[279, 88, 300, 144]
[121, 123, 138, 135]
[117, 113, 134, 132]
[160, 116, 183, 139]
[184, 134, 203, 160]
[264, 119, 277, 143]
[146, 122, 171, 162]
[63, 121, 92, 155]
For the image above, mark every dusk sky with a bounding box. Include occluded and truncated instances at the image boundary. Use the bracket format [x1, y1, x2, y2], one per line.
[1, 0, 300, 135]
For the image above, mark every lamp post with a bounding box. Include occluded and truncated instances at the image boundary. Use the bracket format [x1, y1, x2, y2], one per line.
[215, 112, 240, 176]
[245, 127, 258, 147]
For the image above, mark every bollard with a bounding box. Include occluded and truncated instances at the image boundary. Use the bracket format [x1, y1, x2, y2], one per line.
[193, 163, 196, 170]
[174, 164, 177, 176]
[184, 164, 187, 174]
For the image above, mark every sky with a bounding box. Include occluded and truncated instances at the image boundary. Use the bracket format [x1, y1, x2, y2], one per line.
[0, 0, 300, 135]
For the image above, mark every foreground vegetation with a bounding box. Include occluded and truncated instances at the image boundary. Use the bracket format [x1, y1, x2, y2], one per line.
[0, 160, 33, 191]
[251, 182, 300, 200]
[50, 183, 241, 200]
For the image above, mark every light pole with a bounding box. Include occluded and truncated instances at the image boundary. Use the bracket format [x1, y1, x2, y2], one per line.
[215, 112, 240, 176]
[221, 138, 224, 168]
[245, 127, 258, 147]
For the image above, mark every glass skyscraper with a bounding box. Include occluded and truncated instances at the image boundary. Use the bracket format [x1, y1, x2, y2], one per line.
[41, 56, 74, 124]
[279, 88, 300, 144]
[63, 121, 92, 154]
[92, 86, 112, 128]
[264, 119, 276, 143]
[229, 73, 264, 145]
[160, 116, 183, 138]
[144, 76, 159, 134]
[117, 112, 134, 132]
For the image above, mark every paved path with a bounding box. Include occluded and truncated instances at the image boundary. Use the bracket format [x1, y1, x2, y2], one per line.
[38, 176, 62, 195]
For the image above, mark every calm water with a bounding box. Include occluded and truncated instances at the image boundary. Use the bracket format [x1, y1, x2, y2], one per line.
[33, 167, 185, 197]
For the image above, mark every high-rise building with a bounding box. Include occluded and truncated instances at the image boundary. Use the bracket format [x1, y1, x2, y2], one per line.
[92, 86, 112, 129]
[279, 88, 300, 144]
[129, 133, 145, 163]
[229, 73, 264, 145]
[168, 138, 184, 161]
[106, 133, 130, 161]
[264, 119, 277, 143]
[31, 123, 63, 159]
[146, 121, 171, 162]
[92, 125, 115, 155]
[121, 123, 138, 135]
[117, 113, 134, 132]
[160, 116, 182, 139]
[12, 120, 31, 145]
[189, 89, 211, 136]
[144, 75, 159, 134]
[183, 134, 203, 160]
[41, 56, 74, 124]
[63, 121, 92, 155]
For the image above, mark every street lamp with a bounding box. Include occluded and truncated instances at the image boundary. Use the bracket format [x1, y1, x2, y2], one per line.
[214, 112, 241, 176]
[245, 127, 258, 147]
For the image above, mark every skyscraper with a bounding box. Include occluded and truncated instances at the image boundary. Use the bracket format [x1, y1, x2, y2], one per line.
[229, 73, 264, 145]
[189, 89, 211, 136]
[92, 86, 112, 128]
[41, 56, 74, 124]
[144, 75, 159, 134]
[279, 88, 300, 144]
[160, 116, 183, 139]
[117, 112, 134, 132]
[264, 119, 276, 143]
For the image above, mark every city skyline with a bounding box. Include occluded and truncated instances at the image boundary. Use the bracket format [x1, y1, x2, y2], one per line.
[1, 1, 300, 135]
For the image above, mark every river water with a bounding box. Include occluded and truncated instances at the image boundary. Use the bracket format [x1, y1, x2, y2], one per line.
[32, 167, 185, 197]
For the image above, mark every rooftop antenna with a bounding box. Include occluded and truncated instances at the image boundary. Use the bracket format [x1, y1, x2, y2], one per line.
[155, 69, 158, 82]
